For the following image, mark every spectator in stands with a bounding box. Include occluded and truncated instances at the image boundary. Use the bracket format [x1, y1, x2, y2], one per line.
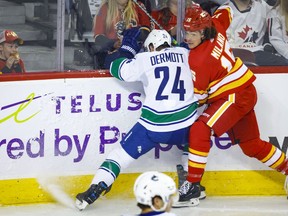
[0, 30, 25, 74]
[195, 0, 225, 15]
[151, 0, 193, 39]
[227, 0, 288, 66]
[267, 0, 288, 60]
[148, 0, 158, 10]
[92, 0, 151, 68]
[151, 0, 178, 38]
[132, 171, 177, 216]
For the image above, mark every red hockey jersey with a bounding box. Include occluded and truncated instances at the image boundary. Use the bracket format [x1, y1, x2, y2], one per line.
[189, 5, 256, 105]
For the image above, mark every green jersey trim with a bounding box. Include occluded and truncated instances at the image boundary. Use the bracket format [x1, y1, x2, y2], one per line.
[141, 102, 198, 125]
[110, 58, 127, 80]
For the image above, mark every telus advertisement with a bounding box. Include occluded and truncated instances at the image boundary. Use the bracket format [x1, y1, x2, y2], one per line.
[0, 74, 288, 179]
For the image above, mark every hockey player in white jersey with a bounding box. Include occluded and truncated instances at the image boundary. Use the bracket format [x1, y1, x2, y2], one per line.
[75, 28, 200, 210]
[128, 171, 177, 216]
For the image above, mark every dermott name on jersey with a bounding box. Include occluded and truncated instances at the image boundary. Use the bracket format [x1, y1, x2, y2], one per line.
[150, 52, 184, 66]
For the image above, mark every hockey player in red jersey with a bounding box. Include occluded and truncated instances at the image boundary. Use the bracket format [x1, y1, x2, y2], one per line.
[175, 4, 288, 206]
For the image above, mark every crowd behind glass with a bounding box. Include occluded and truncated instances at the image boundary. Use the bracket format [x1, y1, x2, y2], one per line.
[1, 0, 287, 73]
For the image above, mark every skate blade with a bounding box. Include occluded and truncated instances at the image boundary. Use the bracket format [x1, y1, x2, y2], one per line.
[172, 198, 200, 208]
[284, 176, 288, 194]
[199, 191, 206, 200]
[75, 199, 89, 211]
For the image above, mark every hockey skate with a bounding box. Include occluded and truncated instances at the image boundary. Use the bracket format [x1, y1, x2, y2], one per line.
[176, 164, 206, 200]
[276, 158, 288, 175]
[75, 181, 111, 210]
[173, 180, 201, 208]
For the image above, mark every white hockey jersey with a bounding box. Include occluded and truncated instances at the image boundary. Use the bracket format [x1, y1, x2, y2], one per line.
[267, 5, 288, 59]
[227, 0, 272, 52]
[110, 47, 198, 132]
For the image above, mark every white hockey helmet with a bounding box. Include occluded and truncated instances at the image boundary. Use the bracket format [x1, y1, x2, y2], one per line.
[133, 171, 176, 212]
[144, 29, 172, 51]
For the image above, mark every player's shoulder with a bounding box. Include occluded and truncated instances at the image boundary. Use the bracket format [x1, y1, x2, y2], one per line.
[165, 46, 189, 55]
[214, 3, 232, 13]
[213, 3, 233, 21]
[135, 50, 155, 60]
[171, 46, 188, 51]
[134, 46, 189, 62]
[211, 2, 233, 30]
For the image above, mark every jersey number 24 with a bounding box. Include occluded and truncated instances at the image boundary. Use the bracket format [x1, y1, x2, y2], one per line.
[155, 66, 186, 101]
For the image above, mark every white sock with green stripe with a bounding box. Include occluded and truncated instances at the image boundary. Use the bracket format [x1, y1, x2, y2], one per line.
[91, 146, 135, 186]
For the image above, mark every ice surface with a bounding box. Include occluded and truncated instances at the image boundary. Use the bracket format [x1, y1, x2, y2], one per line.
[0, 196, 288, 216]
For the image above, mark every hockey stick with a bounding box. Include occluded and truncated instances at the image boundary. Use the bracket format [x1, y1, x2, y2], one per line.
[132, 0, 164, 30]
[132, 0, 178, 45]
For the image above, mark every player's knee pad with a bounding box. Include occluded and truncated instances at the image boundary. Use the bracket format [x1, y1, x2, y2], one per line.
[107, 146, 136, 170]
[189, 121, 211, 151]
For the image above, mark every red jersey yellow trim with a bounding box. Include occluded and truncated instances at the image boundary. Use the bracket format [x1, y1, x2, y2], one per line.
[189, 148, 209, 157]
[195, 58, 256, 105]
